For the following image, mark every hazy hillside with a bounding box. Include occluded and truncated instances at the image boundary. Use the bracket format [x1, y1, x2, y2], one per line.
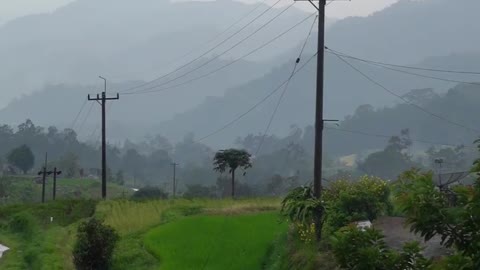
[151, 49, 480, 147]
[2, 0, 480, 146]
[326, 0, 480, 64]
[0, 0, 311, 107]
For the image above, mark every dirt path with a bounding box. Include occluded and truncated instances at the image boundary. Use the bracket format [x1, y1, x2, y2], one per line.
[374, 217, 451, 258]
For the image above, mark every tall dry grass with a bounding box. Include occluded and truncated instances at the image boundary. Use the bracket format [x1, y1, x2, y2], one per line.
[96, 198, 281, 235]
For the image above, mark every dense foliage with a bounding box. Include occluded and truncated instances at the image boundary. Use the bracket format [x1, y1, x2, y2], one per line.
[73, 218, 119, 270]
[323, 176, 391, 232]
[331, 226, 431, 270]
[395, 169, 480, 268]
[7, 144, 35, 174]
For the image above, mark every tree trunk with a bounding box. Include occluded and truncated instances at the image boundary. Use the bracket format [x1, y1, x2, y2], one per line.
[231, 169, 235, 199]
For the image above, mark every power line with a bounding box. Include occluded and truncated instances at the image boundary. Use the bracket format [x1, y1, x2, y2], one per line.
[326, 47, 480, 75]
[326, 49, 480, 86]
[328, 49, 480, 134]
[124, 12, 316, 95]
[255, 15, 317, 156]
[125, 1, 295, 94]
[196, 52, 317, 143]
[120, 0, 285, 93]
[362, 61, 480, 86]
[77, 102, 95, 135]
[161, 0, 269, 69]
[325, 127, 472, 148]
[70, 99, 87, 129]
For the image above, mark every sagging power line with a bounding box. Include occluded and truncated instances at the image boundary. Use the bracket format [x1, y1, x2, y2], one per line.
[255, 15, 318, 156]
[327, 48, 480, 135]
[125, 1, 296, 95]
[124, 12, 316, 95]
[120, 0, 286, 94]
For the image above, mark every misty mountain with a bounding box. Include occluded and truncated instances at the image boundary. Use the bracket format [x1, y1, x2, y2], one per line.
[151, 49, 480, 147]
[0, 0, 312, 106]
[326, 0, 480, 64]
[0, 56, 277, 142]
[2, 0, 480, 148]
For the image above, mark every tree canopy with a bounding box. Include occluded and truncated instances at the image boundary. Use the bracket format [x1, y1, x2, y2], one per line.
[7, 144, 35, 174]
[213, 149, 252, 198]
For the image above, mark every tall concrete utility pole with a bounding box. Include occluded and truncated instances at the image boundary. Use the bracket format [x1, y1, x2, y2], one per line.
[295, 0, 330, 241]
[88, 76, 119, 199]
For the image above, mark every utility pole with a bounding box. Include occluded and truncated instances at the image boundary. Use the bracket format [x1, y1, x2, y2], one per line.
[435, 158, 444, 188]
[295, 0, 334, 241]
[171, 162, 178, 198]
[88, 76, 119, 199]
[52, 167, 62, 200]
[38, 153, 52, 203]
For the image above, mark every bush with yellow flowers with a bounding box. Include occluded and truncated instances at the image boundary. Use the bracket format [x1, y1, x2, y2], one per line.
[294, 222, 316, 244]
[323, 175, 391, 233]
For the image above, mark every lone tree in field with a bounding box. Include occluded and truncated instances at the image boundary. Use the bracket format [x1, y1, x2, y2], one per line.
[213, 149, 252, 198]
[7, 144, 34, 174]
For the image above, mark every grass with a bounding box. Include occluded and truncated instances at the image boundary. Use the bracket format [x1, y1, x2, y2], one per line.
[143, 212, 287, 270]
[0, 200, 96, 270]
[97, 198, 280, 235]
[0, 176, 131, 205]
[0, 197, 282, 269]
[262, 230, 339, 270]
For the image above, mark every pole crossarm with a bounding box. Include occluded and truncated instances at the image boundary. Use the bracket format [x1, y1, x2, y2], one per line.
[87, 77, 120, 199]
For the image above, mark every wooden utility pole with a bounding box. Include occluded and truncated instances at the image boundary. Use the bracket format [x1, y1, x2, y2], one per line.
[171, 162, 178, 198]
[38, 152, 52, 203]
[88, 76, 119, 199]
[52, 167, 62, 200]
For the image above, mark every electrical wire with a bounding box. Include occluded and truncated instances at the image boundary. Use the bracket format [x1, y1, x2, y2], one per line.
[125, 1, 295, 94]
[328, 50, 480, 134]
[325, 127, 472, 148]
[161, 0, 269, 69]
[326, 49, 480, 86]
[77, 102, 95, 135]
[326, 47, 480, 75]
[70, 99, 87, 129]
[196, 52, 317, 143]
[120, 0, 285, 93]
[255, 15, 317, 156]
[123, 12, 316, 95]
[360, 61, 480, 86]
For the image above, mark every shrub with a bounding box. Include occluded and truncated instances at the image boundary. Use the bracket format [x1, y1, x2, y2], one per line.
[280, 185, 322, 226]
[331, 226, 431, 270]
[323, 176, 391, 232]
[8, 211, 36, 239]
[73, 218, 119, 270]
[131, 186, 168, 200]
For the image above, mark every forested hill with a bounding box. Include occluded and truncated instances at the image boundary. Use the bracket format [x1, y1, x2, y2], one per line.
[324, 83, 480, 157]
[2, 0, 480, 146]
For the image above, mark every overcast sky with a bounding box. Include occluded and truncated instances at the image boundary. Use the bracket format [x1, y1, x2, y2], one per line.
[0, 0, 400, 25]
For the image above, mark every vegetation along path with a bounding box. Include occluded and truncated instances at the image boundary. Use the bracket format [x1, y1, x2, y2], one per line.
[144, 212, 286, 270]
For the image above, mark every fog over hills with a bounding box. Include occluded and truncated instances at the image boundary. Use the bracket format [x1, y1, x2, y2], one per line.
[1, 0, 480, 149]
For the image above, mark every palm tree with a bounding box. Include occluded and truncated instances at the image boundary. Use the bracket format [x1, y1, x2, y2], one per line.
[213, 149, 252, 198]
